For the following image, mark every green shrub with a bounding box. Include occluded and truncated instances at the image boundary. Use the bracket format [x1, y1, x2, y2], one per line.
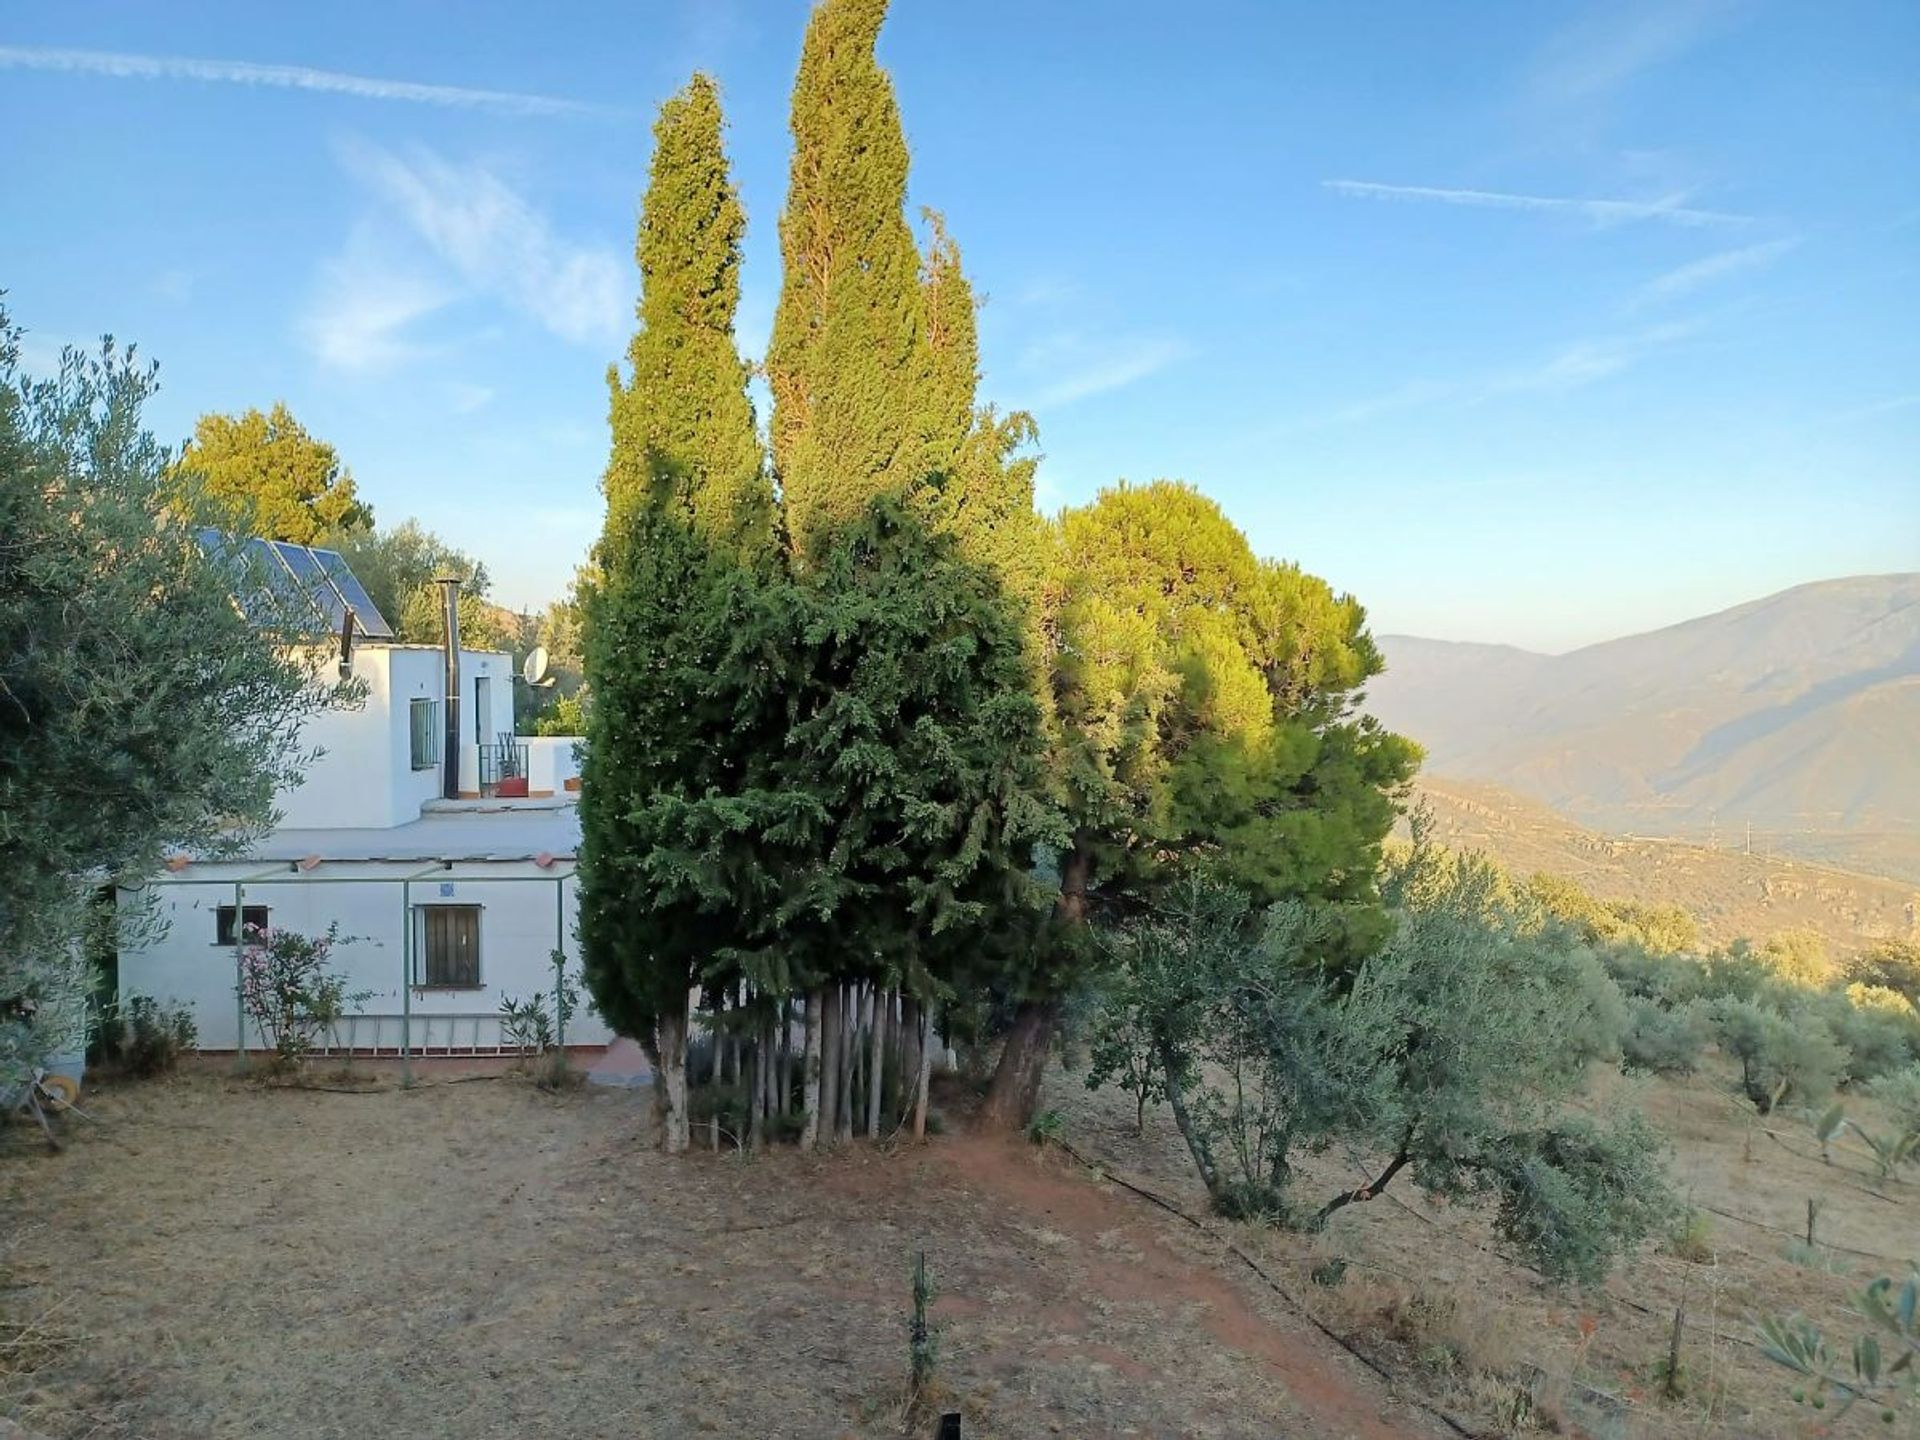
[108, 994, 197, 1078]
[1867, 1065, 1920, 1134]
[1824, 999, 1920, 1084]
[1712, 998, 1848, 1111]
[1604, 945, 1706, 1007]
[1621, 997, 1709, 1076]
[1487, 1113, 1676, 1287]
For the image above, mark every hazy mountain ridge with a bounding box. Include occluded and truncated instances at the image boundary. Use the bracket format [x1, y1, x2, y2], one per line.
[1368, 575, 1920, 884]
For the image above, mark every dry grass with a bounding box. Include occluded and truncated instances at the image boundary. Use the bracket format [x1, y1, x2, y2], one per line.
[0, 1071, 1444, 1440]
[1049, 1055, 1920, 1438]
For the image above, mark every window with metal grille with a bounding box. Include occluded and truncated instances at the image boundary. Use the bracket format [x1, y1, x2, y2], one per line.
[409, 698, 441, 770]
[416, 905, 481, 988]
[215, 904, 270, 946]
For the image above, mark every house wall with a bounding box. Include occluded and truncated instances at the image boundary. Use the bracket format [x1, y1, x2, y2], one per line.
[274, 647, 514, 830]
[118, 862, 611, 1053]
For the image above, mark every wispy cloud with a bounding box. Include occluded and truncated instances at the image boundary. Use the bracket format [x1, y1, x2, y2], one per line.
[1021, 334, 1189, 408]
[0, 45, 607, 116]
[448, 382, 496, 415]
[1527, 0, 1742, 107]
[1308, 323, 1698, 426]
[300, 226, 452, 372]
[1323, 179, 1749, 229]
[1628, 237, 1799, 309]
[1493, 322, 1699, 393]
[337, 139, 626, 349]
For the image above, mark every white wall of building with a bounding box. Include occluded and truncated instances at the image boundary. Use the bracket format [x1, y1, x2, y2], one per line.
[274, 646, 515, 830]
[119, 861, 611, 1054]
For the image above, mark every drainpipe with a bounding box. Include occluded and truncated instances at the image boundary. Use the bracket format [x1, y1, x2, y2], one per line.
[435, 576, 462, 800]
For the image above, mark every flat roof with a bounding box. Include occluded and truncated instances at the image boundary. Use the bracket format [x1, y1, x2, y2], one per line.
[210, 805, 581, 864]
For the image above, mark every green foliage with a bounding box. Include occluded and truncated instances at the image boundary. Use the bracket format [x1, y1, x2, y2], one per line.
[101, 994, 198, 1078]
[606, 73, 770, 558]
[1046, 480, 1416, 946]
[1485, 1113, 1675, 1286]
[1666, 1206, 1716, 1263]
[1, 311, 342, 1091]
[1526, 873, 1700, 956]
[498, 955, 580, 1059]
[236, 924, 371, 1073]
[1868, 1065, 1920, 1135]
[1089, 879, 1396, 1219]
[768, 0, 934, 561]
[1711, 997, 1848, 1111]
[1026, 1109, 1066, 1145]
[1621, 996, 1710, 1076]
[1853, 941, 1920, 1010]
[327, 519, 521, 652]
[170, 400, 372, 543]
[532, 694, 586, 738]
[1087, 843, 1671, 1281]
[1760, 1269, 1920, 1423]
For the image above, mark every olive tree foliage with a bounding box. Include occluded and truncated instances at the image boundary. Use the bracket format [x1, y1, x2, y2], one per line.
[1088, 833, 1673, 1283]
[0, 311, 346, 1089]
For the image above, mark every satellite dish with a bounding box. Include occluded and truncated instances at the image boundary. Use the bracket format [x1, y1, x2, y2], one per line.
[522, 646, 555, 687]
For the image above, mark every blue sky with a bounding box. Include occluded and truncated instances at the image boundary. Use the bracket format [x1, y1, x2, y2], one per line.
[3, 0, 1915, 651]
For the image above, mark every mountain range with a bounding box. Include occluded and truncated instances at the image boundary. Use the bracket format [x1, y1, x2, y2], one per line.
[1365, 574, 1920, 887]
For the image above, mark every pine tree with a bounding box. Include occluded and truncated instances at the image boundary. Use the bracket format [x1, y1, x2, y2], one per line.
[606, 72, 769, 558]
[981, 481, 1420, 1129]
[766, 0, 931, 561]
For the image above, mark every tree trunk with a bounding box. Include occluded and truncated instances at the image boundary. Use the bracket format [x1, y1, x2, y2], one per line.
[747, 1024, 764, 1153]
[835, 983, 856, 1144]
[820, 985, 841, 1145]
[657, 1006, 691, 1156]
[981, 839, 1092, 1132]
[776, 1004, 791, 1115]
[1156, 1042, 1219, 1200]
[801, 989, 823, 1148]
[898, 996, 923, 1129]
[978, 997, 1059, 1132]
[912, 1004, 933, 1140]
[866, 986, 887, 1138]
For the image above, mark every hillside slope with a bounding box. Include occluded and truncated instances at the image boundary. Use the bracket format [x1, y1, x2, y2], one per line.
[1368, 575, 1920, 881]
[1410, 777, 1917, 954]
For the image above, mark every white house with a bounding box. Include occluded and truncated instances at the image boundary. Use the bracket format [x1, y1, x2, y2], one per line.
[117, 540, 610, 1059]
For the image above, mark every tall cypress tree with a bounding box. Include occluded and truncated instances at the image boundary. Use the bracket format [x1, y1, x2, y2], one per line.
[582, 75, 777, 1153]
[916, 210, 1049, 623]
[766, 0, 930, 561]
[606, 72, 769, 557]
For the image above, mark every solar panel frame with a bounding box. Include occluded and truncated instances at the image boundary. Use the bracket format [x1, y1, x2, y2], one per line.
[306, 547, 396, 638]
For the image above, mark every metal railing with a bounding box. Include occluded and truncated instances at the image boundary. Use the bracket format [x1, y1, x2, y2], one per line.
[478, 741, 528, 792]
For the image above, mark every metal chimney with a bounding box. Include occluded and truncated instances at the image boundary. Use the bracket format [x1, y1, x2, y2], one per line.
[435, 576, 463, 800]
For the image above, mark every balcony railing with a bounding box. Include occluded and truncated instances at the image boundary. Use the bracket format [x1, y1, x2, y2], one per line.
[479, 742, 529, 795]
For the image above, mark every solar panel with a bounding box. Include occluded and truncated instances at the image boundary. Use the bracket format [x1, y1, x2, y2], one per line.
[193, 531, 396, 641]
[307, 547, 396, 638]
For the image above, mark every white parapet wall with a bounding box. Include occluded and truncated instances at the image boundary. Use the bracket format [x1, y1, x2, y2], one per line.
[523, 736, 584, 798]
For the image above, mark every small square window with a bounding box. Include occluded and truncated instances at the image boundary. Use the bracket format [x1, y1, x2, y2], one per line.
[215, 904, 270, 946]
[415, 905, 481, 987]
[410, 698, 441, 771]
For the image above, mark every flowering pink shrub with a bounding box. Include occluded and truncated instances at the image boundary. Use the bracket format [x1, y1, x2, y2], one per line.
[236, 924, 371, 1072]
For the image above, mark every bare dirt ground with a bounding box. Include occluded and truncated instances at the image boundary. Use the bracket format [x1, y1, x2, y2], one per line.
[1, 1069, 1446, 1440]
[1046, 1053, 1920, 1439]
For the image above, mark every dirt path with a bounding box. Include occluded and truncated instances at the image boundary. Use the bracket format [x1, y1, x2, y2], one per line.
[2, 1073, 1442, 1439]
[926, 1135, 1441, 1440]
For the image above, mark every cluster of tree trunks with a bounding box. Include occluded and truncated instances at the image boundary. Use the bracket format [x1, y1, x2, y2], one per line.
[655, 984, 934, 1154]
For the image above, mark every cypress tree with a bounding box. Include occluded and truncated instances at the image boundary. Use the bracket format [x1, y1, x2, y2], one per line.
[582, 76, 781, 1153]
[766, 0, 930, 561]
[606, 73, 769, 557]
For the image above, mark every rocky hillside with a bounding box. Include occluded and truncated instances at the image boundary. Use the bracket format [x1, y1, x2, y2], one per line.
[1410, 777, 1917, 954]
